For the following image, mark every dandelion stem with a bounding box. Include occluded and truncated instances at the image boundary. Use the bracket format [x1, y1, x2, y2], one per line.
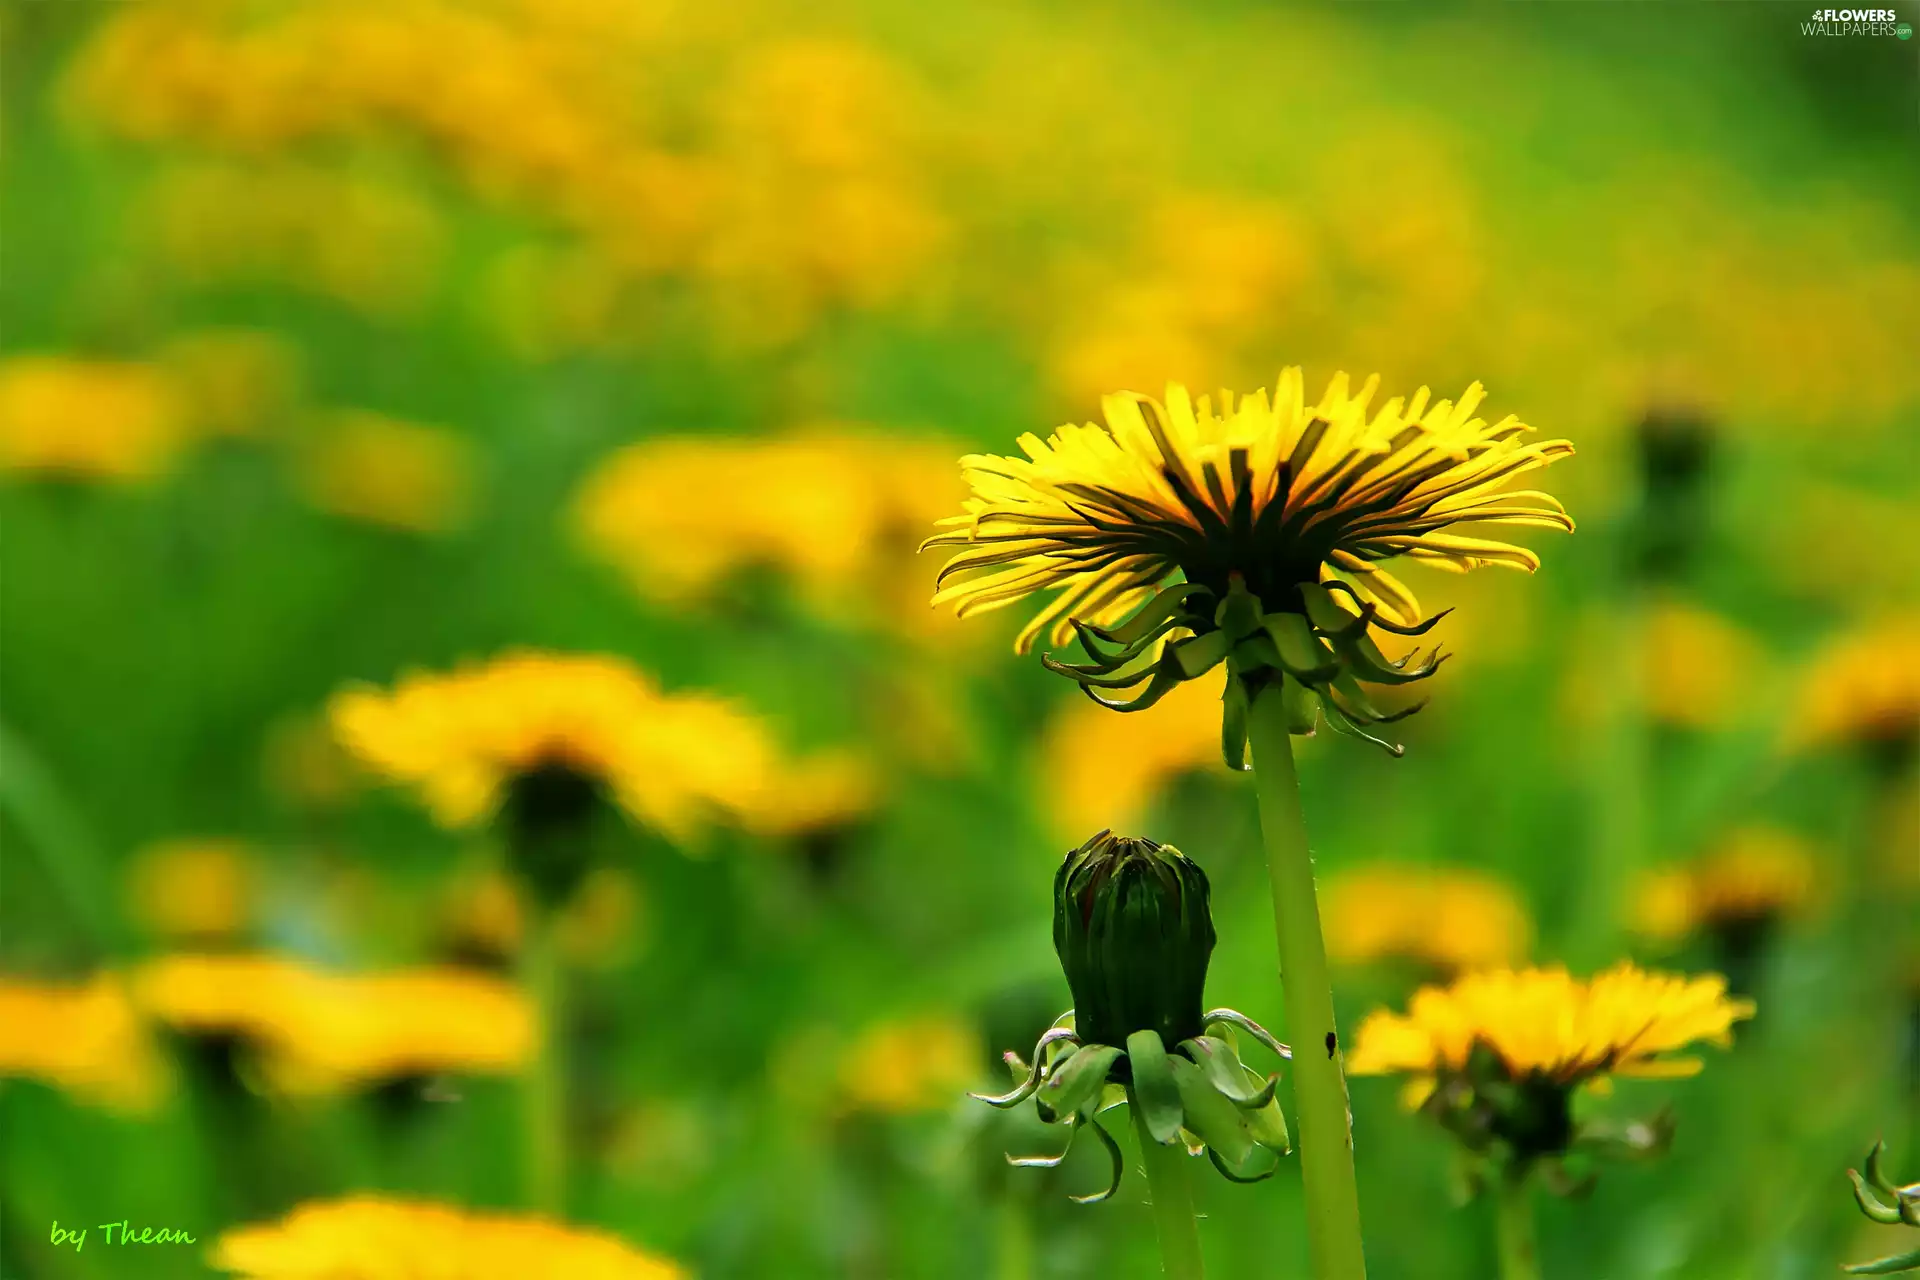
[1494, 1169, 1541, 1280]
[1130, 1091, 1206, 1280]
[521, 907, 567, 1214]
[996, 1196, 1035, 1280]
[1247, 683, 1367, 1279]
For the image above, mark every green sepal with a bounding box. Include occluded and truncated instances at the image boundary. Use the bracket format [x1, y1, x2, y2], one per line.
[1170, 1054, 1256, 1168]
[1172, 630, 1231, 679]
[1126, 1029, 1186, 1146]
[1320, 578, 1452, 636]
[1243, 1090, 1291, 1154]
[1179, 1036, 1274, 1108]
[1071, 1110, 1125, 1204]
[1298, 582, 1368, 639]
[1854, 1169, 1905, 1224]
[1082, 664, 1185, 712]
[1866, 1140, 1898, 1195]
[1321, 695, 1406, 757]
[1220, 675, 1250, 771]
[972, 1028, 1080, 1106]
[1208, 1144, 1281, 1184]
[1843, 1248, 1920, 1275]
[1041, 651, 1168, 687]
[1335, 630, 1445, 686]
[1204, 1009, 1293, 1062]
[1071, 612, 1199, 668]
[1213, 577, 1264, 641]
[1280, 673, 1321, 735]
[1231, 633, 1285, 676]
[1264, 612, 1342, 683]
[1036, 1043, 1121, 1120]
[1076, 582, 1214, 649]
[1007, 1122, 1077, 1168]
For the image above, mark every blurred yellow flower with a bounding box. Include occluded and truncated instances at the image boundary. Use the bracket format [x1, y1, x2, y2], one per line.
[1643, 600, 1766, 730]
[1633, 826, 1820, 945]
[261, 711, 362, 811]
[136, 954, 533, 1092]
[443, 865, 646, 970]
[0, 355, 187, 483]
[1788, 616, 1920, 753]
[329, 650, 775, 839]
[838, 1014, 982, 1115]
[0, 975, 167, 1112]
[158, 329, 303, 439]
[573, 427, 965, 637]
[125, 838, 255, 943]
[298, 411, 477, 534]
[212, 1196, 687, 1280]
[1348, 962, 1753, 1091]
[739, 749, 881, 840]
[927, 369, 1574, 653]
[140, 161, 444, 317]
[1322, 864, 1531, 974]
[1040, 673, 1228, 839]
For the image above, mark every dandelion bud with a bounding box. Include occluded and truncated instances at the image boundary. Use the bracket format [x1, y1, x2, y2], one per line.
[1053, 831, 1215, 1051]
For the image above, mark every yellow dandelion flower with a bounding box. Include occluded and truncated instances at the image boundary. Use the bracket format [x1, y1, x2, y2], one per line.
[0, 975, 167, 1112]
[1040, 673, 1230, 840]
[739, 750, 881, 840]
[212, 1197, 687, 1280]
[926, 369, 1573, 752]
[1348, 962, 1753, 1091]
[266, 967, 534, 1094]
[298, 411, 477, 535]
[837, 1015, 982, 1116]
[1322, 864, 1531, 975]
[1788, 616, 1920, 754]
[135, 954, 533, 1092]
[158, 329, 303, 439]
[1643, 600, 1766, 730]
[0, 355, 187, 483]
[329, 651, 774, 840]
[125, 837, 255, 943]
[572, 427, 965, 639]
[1633, 827, 1820, 946]
[443, 866, 648, 971]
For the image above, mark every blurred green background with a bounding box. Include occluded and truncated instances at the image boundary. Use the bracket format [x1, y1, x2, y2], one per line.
[2, 1, 1916, 1277]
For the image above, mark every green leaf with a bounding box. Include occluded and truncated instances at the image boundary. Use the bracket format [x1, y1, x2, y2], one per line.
[1126, 1029, 1186, 1145]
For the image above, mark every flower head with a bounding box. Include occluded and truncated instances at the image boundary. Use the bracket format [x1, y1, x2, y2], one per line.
[329, 651, 774, 842]
[0, 975, 167, 1112]
[298, 411, 476, 534]
[927, 370, 1572, 754]
[125, 838, 255, 943]
[573, 427, 966, 640]
[1634, 827, 1819, 946]
[1349, 962, 1751, 1172]
[1788, 616, 1920, 761]
[136, 954, 534, 1093]
[212, 1197, 686, 1280]
[0, 355, 187, 483]
[1322, 864, 1531, 975]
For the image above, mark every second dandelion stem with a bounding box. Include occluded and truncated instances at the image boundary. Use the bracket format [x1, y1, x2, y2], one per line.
[1494, 1170, 1540, 1280]
[1131, 1091, 1206, 1280]
[521, 908, 567, 1214]
[1247, 683, 1368, 1280]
